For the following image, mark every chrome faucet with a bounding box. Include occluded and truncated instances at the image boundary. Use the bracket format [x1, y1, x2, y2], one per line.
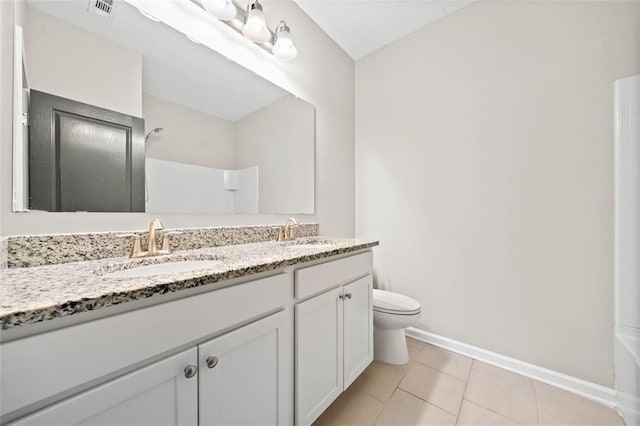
[277, 217, 298, 242]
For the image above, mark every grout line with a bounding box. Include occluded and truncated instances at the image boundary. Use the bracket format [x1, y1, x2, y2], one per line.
[395, 387, 462, 419]
[412, 340, 475, 383]
[370, 393, 386, 426]
[356, 387, 386, 404]
[350, 374, 381, 403]
[534, 380, 542, 426]
[372, 388, 399, 425]
[463, 360, 537, 425]
[454, 359, 473, 424]
[409, 361, 468, 385]
[461, 399, 527, 424]
[356, 353, 416, 404]
[397, 384, 462, 417]
[460, 395, 530, 425]
[357, 384, 389, 404]
[395, 346, 468, 417]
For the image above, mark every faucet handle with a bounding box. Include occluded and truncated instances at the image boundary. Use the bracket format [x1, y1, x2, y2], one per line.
[274, 226, 286, 242]
[117, 234, 142, 258]
[160, 231, 182, 253]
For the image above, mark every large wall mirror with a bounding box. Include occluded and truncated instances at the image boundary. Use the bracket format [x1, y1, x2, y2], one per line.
[11, 0, 315, 214]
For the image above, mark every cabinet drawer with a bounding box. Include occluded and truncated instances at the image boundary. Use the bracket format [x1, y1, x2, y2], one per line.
[295, 252, 372, 300]
[0, 273, 290, 418]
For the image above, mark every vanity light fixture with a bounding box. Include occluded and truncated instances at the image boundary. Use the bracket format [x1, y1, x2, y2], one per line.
[242, 0, 271, 43]
[272, 21, 297, 61]
[202, 0, 237, 21]
[192, 0, 298, 60]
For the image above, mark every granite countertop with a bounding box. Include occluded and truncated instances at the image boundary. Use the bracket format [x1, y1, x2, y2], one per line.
[0, 237, 378, 330]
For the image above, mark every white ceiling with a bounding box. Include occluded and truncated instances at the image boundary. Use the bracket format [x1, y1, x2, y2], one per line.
[26, 0, 288, 122]
[293, 0, 475, 60]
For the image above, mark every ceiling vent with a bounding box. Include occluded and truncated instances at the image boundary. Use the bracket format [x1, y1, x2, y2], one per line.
[88, 0, 114, 18]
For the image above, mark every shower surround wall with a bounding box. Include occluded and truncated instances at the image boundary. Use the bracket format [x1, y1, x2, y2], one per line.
[615, 74, 640, 426]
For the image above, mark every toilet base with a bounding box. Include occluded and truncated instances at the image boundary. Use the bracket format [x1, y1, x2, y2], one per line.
[374, 327, 409, 365]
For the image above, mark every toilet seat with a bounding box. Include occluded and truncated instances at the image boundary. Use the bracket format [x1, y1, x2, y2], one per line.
[373, 289, 422, 316]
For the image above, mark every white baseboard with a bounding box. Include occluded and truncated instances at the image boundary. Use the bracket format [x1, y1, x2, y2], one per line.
[405, 327, 617, 408]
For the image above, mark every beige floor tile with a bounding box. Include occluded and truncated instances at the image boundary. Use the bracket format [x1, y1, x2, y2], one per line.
[457, 400, 521, 425]
[355, 344, 421, 402]
[464, 361, 538, 424]
[317, 346, 622, 426]
[353, 360, 409, 402]
[403, 345, 421, 371]
[470, 360, 523, 379]
[416, 344, 473, 381]
[399, 363, 466, 414]
[317, 384, 385, 426]
[536, 381, 624, 426]
[407, 337, 426, 351]
[375, 389, 457, 426]
[408, 344, 421, 361]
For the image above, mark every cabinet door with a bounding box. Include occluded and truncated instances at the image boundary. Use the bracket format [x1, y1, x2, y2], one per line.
[295, 287, 344, 426]
[343, 275, 374, 388]
[199, 310, 291, 426]
[10, 348, 198, 426]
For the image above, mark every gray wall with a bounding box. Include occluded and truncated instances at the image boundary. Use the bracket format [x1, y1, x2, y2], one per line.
[235, 96, 315, 214]
[23, 5, 142, 117]
[355, 0, 640, 387]
[143, 93, 236, 170]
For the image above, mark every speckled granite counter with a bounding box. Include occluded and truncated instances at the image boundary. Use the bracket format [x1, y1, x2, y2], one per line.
[0, 237, 378, 330]
[7, 223, 320, 268]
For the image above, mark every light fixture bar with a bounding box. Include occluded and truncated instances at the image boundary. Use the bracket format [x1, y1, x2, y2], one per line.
[191, 0, 276, 54]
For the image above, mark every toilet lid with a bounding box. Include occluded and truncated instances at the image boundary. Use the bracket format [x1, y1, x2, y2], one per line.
[373, 289, 422, 315]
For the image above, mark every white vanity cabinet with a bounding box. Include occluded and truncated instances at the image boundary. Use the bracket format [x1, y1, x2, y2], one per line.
[342, 276, 374, 387]
[1, 273, 291, 425]
[7, 310, 290, 426]
[295, 286, 345, 425]
[9, 348, 199, 425]
[1, 249, 374, 426]
[198, 310, 291, 426]
[294, 253, 374, 426]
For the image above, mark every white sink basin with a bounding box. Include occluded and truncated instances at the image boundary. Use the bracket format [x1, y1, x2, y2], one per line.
[103, 260, 223, 279]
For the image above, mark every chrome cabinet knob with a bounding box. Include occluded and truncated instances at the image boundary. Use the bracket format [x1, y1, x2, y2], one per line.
[338, 295, 345, 301]
[206, 356, 219, 369]
[345, 293, 352, 300]
[184, 365, 198, 378]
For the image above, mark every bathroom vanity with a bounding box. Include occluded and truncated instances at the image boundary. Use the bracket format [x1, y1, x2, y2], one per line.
[1, 0, 373, 422]
[0, 237, 378, 425]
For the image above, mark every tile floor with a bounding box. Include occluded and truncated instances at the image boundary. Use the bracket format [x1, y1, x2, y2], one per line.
[314, 338, 624, 426]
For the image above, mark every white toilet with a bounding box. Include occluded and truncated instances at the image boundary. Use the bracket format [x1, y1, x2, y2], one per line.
[372, 289, 422, 365]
